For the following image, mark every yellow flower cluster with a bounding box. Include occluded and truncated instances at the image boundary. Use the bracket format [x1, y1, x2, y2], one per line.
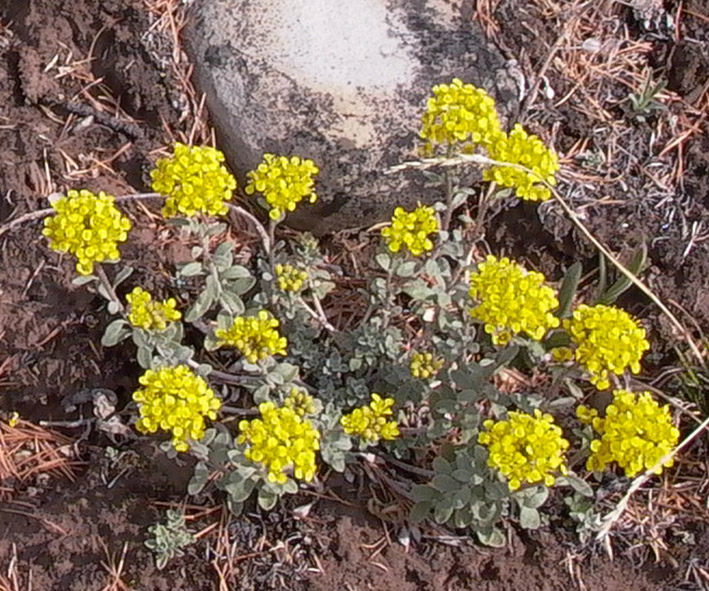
[410, 351, 444, 379]
[420, 78, 503, 154]
[381, 204, 438, 257]
[283, 387, 316, 417]
[151, 143, 237, 218]
[564, 304, 649, 390]
[479, 409, 569, 491]
[483, 123, 560, 202]
[43, 190, 131, 276]
[578, 390, 679, 477]
[238, 401, 320, 484]
[215, 310, 288, 363]
[245, 154, 319, 220]
[340, 394, 400, 444]
[133, 365, 221, 452]
[125, 287, 181, 331]
[469, 255, 560, 345]
[275, 264, 308, 292]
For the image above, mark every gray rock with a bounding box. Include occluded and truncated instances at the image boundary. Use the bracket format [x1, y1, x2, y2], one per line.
[185, 0, 518, 234]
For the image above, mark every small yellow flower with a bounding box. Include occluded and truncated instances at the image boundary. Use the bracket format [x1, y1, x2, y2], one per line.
[133, 365, 221, 452]
[575, 404, 599, 426]
[283, 387, 316, 417]
[43, 189, 132, 276]
[215, 310, 288, 363]
[8, 412, 20, 427]
[340, 393, 400, 445]
[420, 78, 504, 154]
[483, 123, 560, 202]
[245, 154, 319, 220]
[479, 409, 569, 491]
[410, 351, 444, 379]
[275, 264, 308, 293]
[151, 143, 237, 218]
[381, 204, 438, 257]
[583, 390, 679, 477]
[551, 346, 574, 363]
[469, 255, 560, 345]
[238, 401, 320, 484]
[564, 304, 649, 390]
[126, 287, 181, 331]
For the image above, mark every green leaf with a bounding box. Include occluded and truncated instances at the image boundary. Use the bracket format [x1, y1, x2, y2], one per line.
[72, 274, 97, 286]
[432, 456, 452, 475]
[409, 502, 432, 523]
[565, 474, 594, 497]
[101, 319, 130, 347]
[114, 265, 134, 287]
[257, 486, 278, 510]
[476, 527, 506, 547]
[224, 476, 256, 503]
[518, 485, 549, 509]
[519, 506, 541, 529]
[225, 277, 256, 296]
[557, 262, 582, 319]
[220, 265, 252, 280]
[397, 261, 417, 278]
[433, 500, 454, 524]
[219, 291, 244, 315]
[597, 243, 647, 305]
[188, 462, 210, 495]
[411, 485, 440, 503]
[431, 474, 459, 493]
[185, 289, 215, 323]
[375, 252, 391, 271]
[137, 345, 153, 369]
[179, 262, 204, 277]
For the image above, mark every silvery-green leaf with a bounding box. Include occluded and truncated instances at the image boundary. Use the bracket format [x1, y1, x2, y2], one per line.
[226, 497, 243, 516]
[72, 274, 97, 286]
[557, 261, 582, 318]
[179, 262, 204, 277]
[137, 345, 153, 369]
[375, 252, 391, 271]
[225, 476, 256, 503]
[194, 363, 213, 377]
[188, 462, 210, 495]
[185, 289, 215, 323]
[476, 527, 506, 547]
[101, 319, 130, 347]
[220, 265, 252, 280]
[219, 291, 244, 315]
[565, 474, 594, 497]
[282, 479, 298, 495]
[225, 277, 256, 296]
[519, 506, 541, 529]
[113, 265, 134, 287]
[397, 261, 417, 278]
[257, 486, 278, 510]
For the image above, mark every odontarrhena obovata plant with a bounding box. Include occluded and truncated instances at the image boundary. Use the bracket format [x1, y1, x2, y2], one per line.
[38, 76, 682, 546]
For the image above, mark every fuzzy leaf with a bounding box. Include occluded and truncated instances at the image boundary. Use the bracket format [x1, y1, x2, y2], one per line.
[101, 319, 130, 347]
[519, 506, 541, 529]
[188, 462, 210, 495]
[185, 289, 215, 323]
[476, 527, 506, 547]
[179, 262, 204, 277]
[409, 502, 432, 523]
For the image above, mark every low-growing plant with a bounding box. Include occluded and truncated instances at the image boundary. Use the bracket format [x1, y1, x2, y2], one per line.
[40, 78, 681, 545]
[145, 509, 195, 570]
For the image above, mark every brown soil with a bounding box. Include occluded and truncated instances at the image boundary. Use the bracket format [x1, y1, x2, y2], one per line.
[0, 0, 707, 590]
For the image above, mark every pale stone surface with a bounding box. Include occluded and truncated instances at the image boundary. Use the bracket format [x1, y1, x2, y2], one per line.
[186, 0, 518, 233]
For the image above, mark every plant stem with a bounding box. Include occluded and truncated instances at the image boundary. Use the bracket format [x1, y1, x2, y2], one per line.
[96, 265, 125, 314]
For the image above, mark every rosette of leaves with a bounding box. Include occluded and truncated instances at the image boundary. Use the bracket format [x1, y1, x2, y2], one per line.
[145, 509, 195, 570]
